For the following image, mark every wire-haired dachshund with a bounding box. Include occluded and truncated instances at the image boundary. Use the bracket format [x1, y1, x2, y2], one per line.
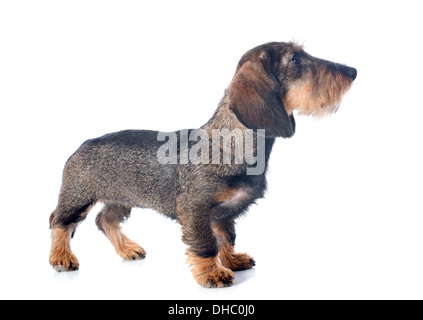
[49, 41, 357, 288]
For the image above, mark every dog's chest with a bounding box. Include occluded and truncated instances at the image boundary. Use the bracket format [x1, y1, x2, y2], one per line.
[216, 187, 255, 208]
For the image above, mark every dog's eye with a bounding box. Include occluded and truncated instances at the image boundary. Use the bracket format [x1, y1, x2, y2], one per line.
[292, 55, 300, 65]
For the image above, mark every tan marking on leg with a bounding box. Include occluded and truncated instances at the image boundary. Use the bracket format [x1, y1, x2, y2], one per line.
[187, 252, 234, 288]
[101, 220, 146, 260]
[213, 224, 256, 271]
[49, 226, 79, 272]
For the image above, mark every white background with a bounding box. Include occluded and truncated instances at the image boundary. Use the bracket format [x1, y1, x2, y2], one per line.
[1, 0, 422, 300]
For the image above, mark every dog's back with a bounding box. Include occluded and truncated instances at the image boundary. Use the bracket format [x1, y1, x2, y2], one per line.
[55, 130, 179, 224]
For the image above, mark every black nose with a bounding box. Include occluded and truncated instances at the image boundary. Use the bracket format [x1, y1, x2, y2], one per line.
[339, 65, 357, 81]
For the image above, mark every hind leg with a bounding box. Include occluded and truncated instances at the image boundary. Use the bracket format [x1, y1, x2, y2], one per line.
[96, 204, 146, 260]
[49, 225, 79, 272]
[49, 201, 96, 272]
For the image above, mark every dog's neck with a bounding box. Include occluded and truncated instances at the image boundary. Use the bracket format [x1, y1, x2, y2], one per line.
[201, 90, 244, 132]
[199, 90, 276, 177]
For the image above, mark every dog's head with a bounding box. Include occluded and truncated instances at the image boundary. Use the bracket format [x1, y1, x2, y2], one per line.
[228, 42, 357, 138]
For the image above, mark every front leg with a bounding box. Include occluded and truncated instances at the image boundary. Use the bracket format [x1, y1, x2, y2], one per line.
[179, 204, 234, 288]
[212, 219, 256, 271]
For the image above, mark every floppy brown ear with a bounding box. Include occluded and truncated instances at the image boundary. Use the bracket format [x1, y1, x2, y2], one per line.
[228, 52, 294, 138]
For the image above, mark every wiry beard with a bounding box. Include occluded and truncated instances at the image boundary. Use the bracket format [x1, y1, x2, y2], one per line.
[283, 69, 353, 118]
